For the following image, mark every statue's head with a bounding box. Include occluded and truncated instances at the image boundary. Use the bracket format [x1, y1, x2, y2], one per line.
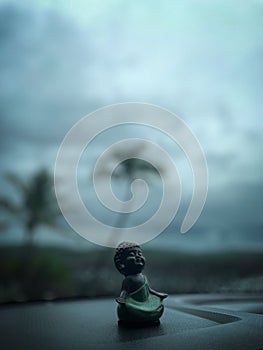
[114, 242, 146, 276]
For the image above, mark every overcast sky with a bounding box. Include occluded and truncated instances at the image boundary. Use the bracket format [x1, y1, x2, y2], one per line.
[0, 0, 263, 250]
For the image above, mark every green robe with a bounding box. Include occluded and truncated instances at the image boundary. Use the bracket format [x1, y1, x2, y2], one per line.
[117, 278, 164, 323]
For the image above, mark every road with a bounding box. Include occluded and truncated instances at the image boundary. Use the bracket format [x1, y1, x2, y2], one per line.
[1, 294, 263, 349]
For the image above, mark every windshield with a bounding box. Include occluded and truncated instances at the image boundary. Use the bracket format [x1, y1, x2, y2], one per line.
[0, 0, 263, 303]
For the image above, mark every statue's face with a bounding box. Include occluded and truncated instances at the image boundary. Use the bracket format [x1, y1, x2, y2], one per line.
[122, 247, 145, 275]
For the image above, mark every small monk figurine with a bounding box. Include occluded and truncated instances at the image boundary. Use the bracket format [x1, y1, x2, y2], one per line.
[114, 242, 168, 325]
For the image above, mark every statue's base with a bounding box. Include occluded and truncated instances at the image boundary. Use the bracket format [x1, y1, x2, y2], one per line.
[118, 319, 160, 328]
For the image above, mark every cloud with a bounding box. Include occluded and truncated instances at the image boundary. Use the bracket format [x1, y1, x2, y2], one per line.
[0, 1, 262, 249]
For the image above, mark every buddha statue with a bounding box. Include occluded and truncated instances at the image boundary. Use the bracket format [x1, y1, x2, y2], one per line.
[114, 242, 168, 325]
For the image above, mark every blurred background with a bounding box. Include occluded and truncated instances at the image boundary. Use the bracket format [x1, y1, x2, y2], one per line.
[0, 0, 263, 302]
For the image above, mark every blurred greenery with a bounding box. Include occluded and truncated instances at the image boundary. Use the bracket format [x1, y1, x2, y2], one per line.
[0, 168, 262, 303]
[0, 169, 61, 245]
[0, 245, 262, 303]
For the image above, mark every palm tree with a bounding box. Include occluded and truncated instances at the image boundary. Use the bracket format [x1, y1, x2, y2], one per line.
[106, 152, 162, 247]
[0, 168, 64, 299]
[111, 158, 157, 230]
[0, 168, 61, 246]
